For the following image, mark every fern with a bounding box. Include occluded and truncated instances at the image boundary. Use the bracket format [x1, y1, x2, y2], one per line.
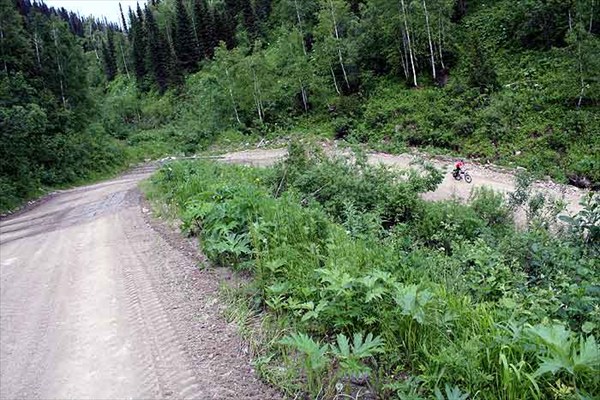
[331, 332, 385, 377]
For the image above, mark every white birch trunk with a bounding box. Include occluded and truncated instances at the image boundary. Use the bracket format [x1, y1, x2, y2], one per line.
[33, 32, 42, 69]
[422, 0, 436, 80]
[118, 37, 131, 79]
[590, 0, 595, 33]
[398, 39, 408, 80]
[330, 64, 341, 95]
[577, 42, 585, 108]
[294, 0, 309, 111]
[568, 10, 573, 31]
[300, 80, 309, 111]
[251, 65, 264, 123]
[437, 10, 445, 69]
[52, 26, 67, 108]
[294, 0, 307, 55]
[225, 67, 241, 124]
[0, 26, 6, 74]
[328, 0, 350, 89]
[400, 0, 417, 87]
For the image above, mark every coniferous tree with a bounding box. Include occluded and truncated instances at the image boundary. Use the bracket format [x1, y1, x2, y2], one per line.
[130, 5, 148, 89]
[255, 0, 272, 23]
[0, 0, 32, 74]
[144, 5, 169, 93]
[193, 0, 216, 59]
[173, 0, 199, 72]
[102, 29, 118, 81]
[215, 7, 236, 49]
[119, 2, 128, 33]
[241, 0, 258, 39]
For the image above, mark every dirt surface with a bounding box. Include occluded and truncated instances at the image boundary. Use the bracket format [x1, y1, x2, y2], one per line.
[0, 165, 279, 400]
[218, 146, 588, 216]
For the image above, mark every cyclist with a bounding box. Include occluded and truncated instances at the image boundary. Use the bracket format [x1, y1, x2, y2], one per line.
[453, 159, 465, 177]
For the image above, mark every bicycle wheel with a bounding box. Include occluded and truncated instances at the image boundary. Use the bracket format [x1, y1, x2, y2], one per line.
[464, 173, 472, 183]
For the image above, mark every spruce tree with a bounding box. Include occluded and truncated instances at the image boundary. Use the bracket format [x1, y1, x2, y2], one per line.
[130, 5, 148, 88]
[255, 0, 272, 23]
[144, 5, 169, 93]
[0, 0, 32, 74]
[102, 29, 118, 81]
[241, 0, 258, 39]
[173, 0, 199, 72]
[215, 8, 236, 49]
[193, 0, 217, 59]
[119, 3, 128, 33]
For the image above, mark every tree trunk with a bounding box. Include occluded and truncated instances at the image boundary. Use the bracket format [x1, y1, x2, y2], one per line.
[330, 64, 341, 95]
[577, 42, 585, 108]
[251, 64, 264, 123]
[225, 67, 241, 124]
[422, 0, 436, 80]
[118, 37, 131, 79]
[437, 10, 445, 69]
[299, 79, 308, 112]
[0, 26, 6, 74]
[568, 9, 573, 31]
[294, 0, 307, 55]
[33, 33, 42, 68]
[294, 0, 309, 111]
[590, 0, 595, 33]
[52, 26, 67, 109]
[398, 42, 409, 80]
[400, 0, 417, 86]
[329, 0, 350, 89]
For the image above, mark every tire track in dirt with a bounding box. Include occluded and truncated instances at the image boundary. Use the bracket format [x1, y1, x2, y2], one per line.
[1, 166, 279, 399]
[117, 202, 203, 399]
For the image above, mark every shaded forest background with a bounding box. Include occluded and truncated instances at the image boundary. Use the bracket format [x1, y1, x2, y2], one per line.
[1, 0, 598, 211]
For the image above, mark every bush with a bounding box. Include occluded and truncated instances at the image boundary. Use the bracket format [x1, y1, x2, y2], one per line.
[269, 142, 442, 226]
[145, 155, 599, 399]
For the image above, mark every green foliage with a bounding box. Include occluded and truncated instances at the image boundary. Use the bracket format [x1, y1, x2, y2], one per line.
[469, 186, 512, 228]
[145, 154, 599, 398]
[0, 4, 128, 213]
[279, 332, 330, 395]
[559, 193, 600, 250]
[269, 142, 442, 225]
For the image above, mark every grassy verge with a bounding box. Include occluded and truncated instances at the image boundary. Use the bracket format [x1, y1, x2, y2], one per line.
[144, 142, 599, 399]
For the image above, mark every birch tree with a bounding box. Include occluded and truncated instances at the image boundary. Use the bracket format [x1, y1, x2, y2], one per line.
[399, 0, 417, 86]
[213, 44, 242, 125]
[314, 0, 358, 94]
[422, 0, 436, 80]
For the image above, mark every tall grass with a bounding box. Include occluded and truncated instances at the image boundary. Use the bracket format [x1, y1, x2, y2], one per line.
[144, 144, 599, 399]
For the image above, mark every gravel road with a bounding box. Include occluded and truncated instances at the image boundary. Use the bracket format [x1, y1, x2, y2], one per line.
[0, 166, 279, 400]
[220, 146, 587, 216]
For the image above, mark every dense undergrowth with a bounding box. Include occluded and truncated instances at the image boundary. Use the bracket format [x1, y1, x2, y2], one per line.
[145, 143, 599, 399]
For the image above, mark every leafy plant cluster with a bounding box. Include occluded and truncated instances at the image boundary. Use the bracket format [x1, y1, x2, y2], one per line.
[145, 144, 599, 399]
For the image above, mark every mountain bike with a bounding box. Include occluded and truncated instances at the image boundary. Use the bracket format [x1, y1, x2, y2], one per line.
[452, 168, 472, 183]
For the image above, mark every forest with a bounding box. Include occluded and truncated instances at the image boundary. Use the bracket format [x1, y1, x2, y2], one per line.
[1, 0, 599, 211]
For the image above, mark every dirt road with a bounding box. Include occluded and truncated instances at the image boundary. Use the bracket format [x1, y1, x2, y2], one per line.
[0, 166, 279, 400]
[219, 146, 588, 216]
